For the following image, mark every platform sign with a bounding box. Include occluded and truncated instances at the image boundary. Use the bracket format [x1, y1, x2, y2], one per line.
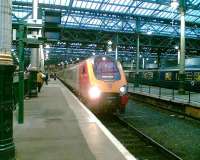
[44, 11, 61, 41]
[44, 11, 61, 24]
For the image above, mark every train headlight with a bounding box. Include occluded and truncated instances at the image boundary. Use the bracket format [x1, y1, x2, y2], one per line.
[89, 86, 101, 99]
[120, 85, 128, 95]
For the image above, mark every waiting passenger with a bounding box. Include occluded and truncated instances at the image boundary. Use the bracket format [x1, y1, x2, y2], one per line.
[54, 73, 57, 80]
[37, 71, 44, 92]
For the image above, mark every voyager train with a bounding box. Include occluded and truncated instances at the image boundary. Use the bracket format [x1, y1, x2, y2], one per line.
[58, 55, 129, 113]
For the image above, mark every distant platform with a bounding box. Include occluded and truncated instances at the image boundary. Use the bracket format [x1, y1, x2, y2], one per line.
[13, 80, 136, 160]
[128, 84, 200, 119]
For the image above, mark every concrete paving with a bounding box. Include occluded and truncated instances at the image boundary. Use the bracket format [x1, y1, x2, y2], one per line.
[13, 80, 132, 160]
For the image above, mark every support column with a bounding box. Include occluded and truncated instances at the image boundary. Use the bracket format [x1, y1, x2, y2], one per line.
[179, 0, 186, 94]
[29, 0, 39, 97]
[18, 24, 25, 124]
[135, 20, 140, 87]
[39, 45, 44, 72]
[115, 33, 118, 61]
[0, 0, 15, 159]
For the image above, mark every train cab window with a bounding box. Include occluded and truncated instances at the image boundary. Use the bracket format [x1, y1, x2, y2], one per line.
[93, 56, 120, 81]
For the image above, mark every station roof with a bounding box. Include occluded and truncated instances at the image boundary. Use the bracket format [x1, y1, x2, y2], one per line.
[12, 0, 200, 38]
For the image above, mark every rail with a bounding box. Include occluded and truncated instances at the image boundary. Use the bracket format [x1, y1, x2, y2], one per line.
[98, 114, 182, 160]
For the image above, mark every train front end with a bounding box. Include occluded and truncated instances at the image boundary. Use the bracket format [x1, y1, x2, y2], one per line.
[87, 56, 128, 113]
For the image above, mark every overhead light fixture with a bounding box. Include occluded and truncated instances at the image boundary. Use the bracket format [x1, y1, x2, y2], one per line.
[108, 48, 112, 52]
[45, 44, 50, 48]
[108, 40, 112, 45]
[174, 45, 179, 50]
[171, 0, 179, 9]
[147, 31, 152, 35]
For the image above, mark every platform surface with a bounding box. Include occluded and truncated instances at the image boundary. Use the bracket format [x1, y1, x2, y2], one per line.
[14, 80, 135, 160]
[128, 83, 200, 107]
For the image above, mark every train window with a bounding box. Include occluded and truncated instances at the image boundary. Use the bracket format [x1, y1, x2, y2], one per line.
[186, 72, 193, 80]
[93, 56, 120, 81]
[194, 72, 200, 81]
[144, 72, 153, 80]
[165, 72, 172, 80]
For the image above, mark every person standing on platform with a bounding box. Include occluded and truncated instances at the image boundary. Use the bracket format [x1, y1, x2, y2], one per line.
[37, 71, 44, 92]
[54, 72, 57, 80]
[45, 72, 49, 85]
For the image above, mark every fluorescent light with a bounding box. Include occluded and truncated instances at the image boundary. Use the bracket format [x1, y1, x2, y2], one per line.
[108, 40, 112, 45]
[171, 0, 179, 9]
[175, 45, 179, 50]
[45, 44, 50, 48]
[147, 31, 152, 35]
[108, 48, 112, 52]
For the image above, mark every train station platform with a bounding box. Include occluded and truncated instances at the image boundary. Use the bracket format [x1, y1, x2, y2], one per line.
[128, 84, 200, 119]
[13, 80, 135, 160]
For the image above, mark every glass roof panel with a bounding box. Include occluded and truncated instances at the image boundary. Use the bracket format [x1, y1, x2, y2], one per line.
[191, 0, 200, 5]
[12, 0, 200, 38]
[13, 11, 30, 19]
[195, 19, 200, 23]
[109, 0, 132, 5]
[118, 6, 129, 13]
[188, 9, 200, 16]
[109, 5, 118, 12]
[140, 2, 160, 9]
[104, 4, 112, 11]
[185, 16, 198, 22]
[90, 2, 101, 10]
[39, 0, 69, 6]
[13, 0, 32, 2]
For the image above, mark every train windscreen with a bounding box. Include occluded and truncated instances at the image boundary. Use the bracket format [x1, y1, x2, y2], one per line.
[93, 56, 120, 81]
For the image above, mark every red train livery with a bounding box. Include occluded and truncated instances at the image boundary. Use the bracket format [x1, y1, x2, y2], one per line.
[59, 55, 128, 113]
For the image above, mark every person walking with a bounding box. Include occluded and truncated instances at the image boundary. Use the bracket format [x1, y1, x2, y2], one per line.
[37, 71, 44, 92]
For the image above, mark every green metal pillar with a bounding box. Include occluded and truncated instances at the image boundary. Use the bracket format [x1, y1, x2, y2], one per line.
[0, 0, 15, 159]
[29, 0, 39, 97]
[135, 19, 140, 87]
[115, 33, 118, 61]
[179, 0, 186, 94]
[0, 63, 15, 160]
[18, 24, 25, 124]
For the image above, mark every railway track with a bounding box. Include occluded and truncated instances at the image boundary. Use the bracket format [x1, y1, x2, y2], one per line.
[98, 114, 182, 160]
[59, 79, 183, 159]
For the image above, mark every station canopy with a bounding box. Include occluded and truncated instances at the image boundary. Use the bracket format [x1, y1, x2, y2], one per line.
[12, 0, 200, 38]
